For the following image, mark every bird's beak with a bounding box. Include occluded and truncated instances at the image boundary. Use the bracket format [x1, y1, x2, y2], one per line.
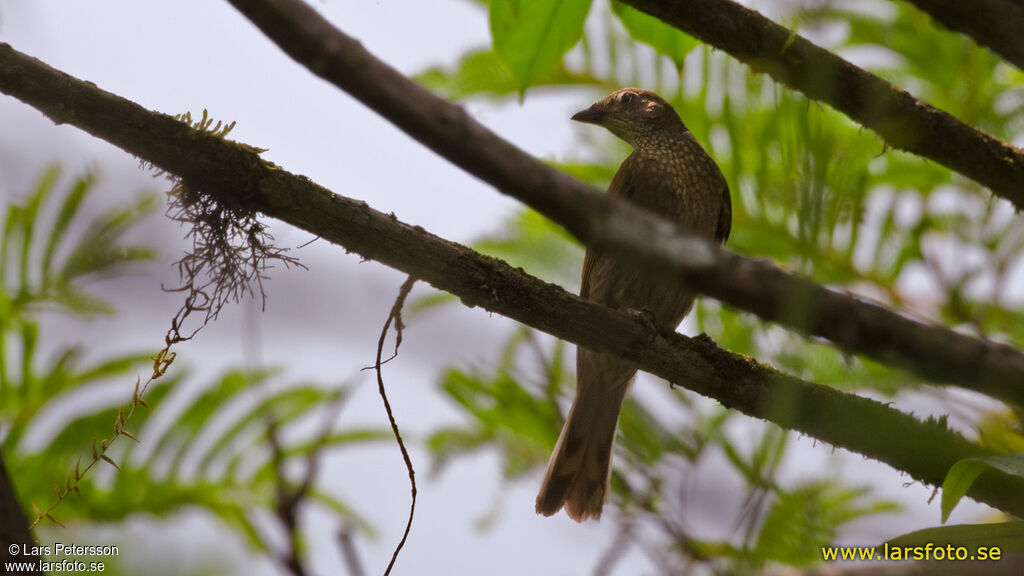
[571, 104, 608, 125]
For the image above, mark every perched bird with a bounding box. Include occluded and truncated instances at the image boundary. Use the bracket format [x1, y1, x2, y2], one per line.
[535, 88, 732, 521]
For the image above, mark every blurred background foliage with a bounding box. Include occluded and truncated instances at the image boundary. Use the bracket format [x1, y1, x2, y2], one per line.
[0, 166, 387, 573]
[415, 0, 1024, 572]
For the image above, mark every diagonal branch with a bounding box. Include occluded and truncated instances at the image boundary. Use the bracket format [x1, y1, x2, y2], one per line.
[223, 0, 1024, 405]
[620, 0, 1024, 212]
[0, 451, 43, 574]
[903, 0, 1024, 71]
[1, 42, 1022, 516]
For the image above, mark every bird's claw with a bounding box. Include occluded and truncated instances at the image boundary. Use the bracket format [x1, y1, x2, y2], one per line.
[622, 307, 658, 342]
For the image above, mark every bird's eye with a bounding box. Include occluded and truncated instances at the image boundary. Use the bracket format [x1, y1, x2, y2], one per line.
[620, 92, 635, 104]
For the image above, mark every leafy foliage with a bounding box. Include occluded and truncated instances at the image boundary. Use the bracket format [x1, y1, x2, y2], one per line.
[426, 326, 898, 572]
[428, 329, 564, 480]
[0, 165, 156, 320]
[417, 0, 1024, 571]
[1, 166, 157, 443]
[1, 167, 386, 566]
[610, 0, 697, 70]
[489, 0, 593, 95]
[754, 482, 899, 566]
[415, 49, 605, 101]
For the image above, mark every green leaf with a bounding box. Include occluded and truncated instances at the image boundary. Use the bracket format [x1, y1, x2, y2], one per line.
[415, 48, 604, 101]
[251, 428, 392, 483]
[427, 427, 490, 475]
[146, 369, 276, 474]
[58, 194, 158, 284]
[41, 374, 180, 457]
[611, 0, 698, 70]
[490, 0, 592, 94]
[617, 398, 670, 465]
[17, 165, 59, 289]
[196, 384, 329, 477]
[942, 454, 1024, 522]
[550, 161, 617, 186]
[428, 329, 569, 480]
[473, 208, 582, 286]
[1, 204, 22, 287]
[42, 171, 93, 286]
[883, 521, 1024, 555]
[756, 482, 899, 565]
[69, 352, 153, 388]
[19, 322, 38, 404]
[307, 488, 378, 539]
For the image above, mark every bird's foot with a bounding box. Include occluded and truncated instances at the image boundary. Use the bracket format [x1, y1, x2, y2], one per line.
[621, 306, 658, 342]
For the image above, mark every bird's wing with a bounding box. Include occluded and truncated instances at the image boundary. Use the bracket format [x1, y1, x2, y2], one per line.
[581, 153, 731, 296]
[580, 155, 638, 300]
[716, 179, 732, 244]
[580, 248, 597, 300]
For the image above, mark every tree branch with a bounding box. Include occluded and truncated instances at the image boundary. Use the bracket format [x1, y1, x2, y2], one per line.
[223, 0, 1024, 405]
[904, 0, 1024, 71]
[0, 451, 43, 574]
[620, 0, 1024, 212]
[0, 42, 1022, 516]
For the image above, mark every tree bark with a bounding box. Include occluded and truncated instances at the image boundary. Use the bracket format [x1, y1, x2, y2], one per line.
[0, 450, 43, 574]
[905, 0, 1024, 71]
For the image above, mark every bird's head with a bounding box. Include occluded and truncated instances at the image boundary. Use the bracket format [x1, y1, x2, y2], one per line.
[571, 88, 684, 146]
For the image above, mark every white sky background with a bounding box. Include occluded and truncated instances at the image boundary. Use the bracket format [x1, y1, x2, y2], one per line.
[0, 1, 998, 575]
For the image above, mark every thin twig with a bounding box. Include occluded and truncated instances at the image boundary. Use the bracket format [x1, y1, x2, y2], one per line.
[337, 524, 367, 576]
[29, 296, 188, 528]
[593, 518, 634, 576]
[266, 383, 353, 576]
[267, 418, 308, 576]
[372, 276, 417, 576]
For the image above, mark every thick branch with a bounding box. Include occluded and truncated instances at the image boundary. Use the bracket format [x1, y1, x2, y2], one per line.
[621, 0, 1024, 212]
[0, 42, 1022, 516]
[904, 0, 1024, 71]
[227, 1, 1024, 404]
[0, 451, 42, 573]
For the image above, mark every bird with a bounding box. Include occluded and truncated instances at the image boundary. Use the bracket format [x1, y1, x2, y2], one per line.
[535, 88, 732, 521]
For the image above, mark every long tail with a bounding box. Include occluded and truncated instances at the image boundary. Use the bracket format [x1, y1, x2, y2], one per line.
[535, 348, 635, 521]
